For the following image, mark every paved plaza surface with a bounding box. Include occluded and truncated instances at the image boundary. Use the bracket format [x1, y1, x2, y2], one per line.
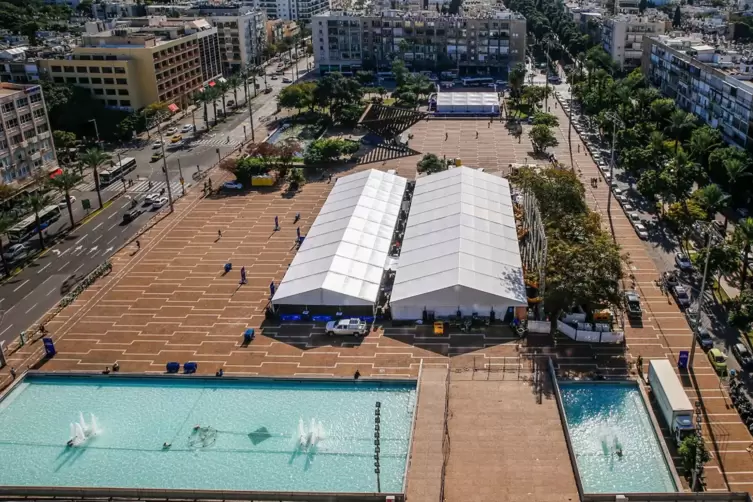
[1, 108, 751, 496]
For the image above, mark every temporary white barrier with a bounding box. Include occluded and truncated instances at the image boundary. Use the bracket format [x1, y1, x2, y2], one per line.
[557, 320, 624, 344]
[528, 320, 551, 333]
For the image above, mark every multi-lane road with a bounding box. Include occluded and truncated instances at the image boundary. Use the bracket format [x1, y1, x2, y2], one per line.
[0, 57, 313, 348]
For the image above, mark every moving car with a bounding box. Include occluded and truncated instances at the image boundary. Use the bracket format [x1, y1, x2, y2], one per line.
[180, 124, 194, 133]
[144, 192, 161, 205]
[675, 253, 693, 271]
[227, 100, 235, 107]
[634, 222, 648, 240]
[165, 127, 178, 135]
[733, 343, 753, 370]
[625, 290, 642, 319]
[151, 152, 163, 162]
[325, 318, 367, 337]
[222, 181, 243, 190]
[672, 285, 691, 308]
[58, 195, 76, 208]
[3, 243, 27, 262]
[271, 75, 279, 80]
[152, 140, 163, 149]
[170, 134, 183, 143]
[152, 196, 169, 210]
[695, 326, 713, 351]
[708, 348, 728, 374]
[122, 208, 142, 224]
[282, 77, 292, 83]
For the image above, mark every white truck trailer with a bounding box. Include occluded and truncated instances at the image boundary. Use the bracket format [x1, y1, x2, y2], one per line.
[648, 359, 695, 445]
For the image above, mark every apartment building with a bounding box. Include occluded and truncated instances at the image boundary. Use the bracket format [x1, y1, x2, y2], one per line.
[38, 17, 222, 112]
[312, 9, 526, 75]
[601, 12, 667, 70]
[91, 1, 146, 20]
[185, 3, 267, 74]
[0, 83, 57, 185]
[642, 34, 753, 151]
[267, 19, 301, 44]
[264, 0, 330, 22]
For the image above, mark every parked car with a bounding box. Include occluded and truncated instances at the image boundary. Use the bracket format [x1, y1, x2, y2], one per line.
[181, 124, 194, 133]
[633, 222, 648, 240]
[3, 243, 27, 262]
[325, 318, 367, 336]
[165, 127, 178, 135]
[152, 196, 169, 210]
[733, 343, 753, 370]
[271, 75, 279, 80]
[625, 291, 642, 319]
[695, 327, 714, 351]
[629, 212, 640, 222]
[672, 285, 691, 308]
[282, 77, 292, 83]
[122, 208, 142, 224]
[223, 181, 243, 190]
[708, 348, 728, 374]
[227, 100, 235, 107]
[675, 253, 693, 271]
[623, 203, 634, 212]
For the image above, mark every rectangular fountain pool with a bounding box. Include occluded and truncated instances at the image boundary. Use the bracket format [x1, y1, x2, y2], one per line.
[559, 382, 676, 494]
[0, 375, 416, 494]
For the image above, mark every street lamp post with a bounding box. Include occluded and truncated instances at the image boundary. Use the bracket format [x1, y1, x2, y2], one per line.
[248, 101, 255, 143]
[89, 119, 101, 147]
[177, 157, 185, 197]
[605, 112, 624, 221]
[156, 127, 174, 213]
[689, 221, 723, 369]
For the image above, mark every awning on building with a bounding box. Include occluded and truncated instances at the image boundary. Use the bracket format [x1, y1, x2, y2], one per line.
[167, 103, 179, 113]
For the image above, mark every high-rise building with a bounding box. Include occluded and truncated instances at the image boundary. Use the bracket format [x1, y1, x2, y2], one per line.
[312, 9, 526, 75]
[39, 17, 222, 112]
[0, 83, 57, 185]
[642, 34, 753, 151]
[259, 0, 330, 22]
[601, 13, 666, 70]
[185, 3, 267, 73]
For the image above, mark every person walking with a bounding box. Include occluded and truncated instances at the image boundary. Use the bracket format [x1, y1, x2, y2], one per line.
[136, 240, 141, 251]
[445, 132, 448, 141]
[218, 229, 222, 239]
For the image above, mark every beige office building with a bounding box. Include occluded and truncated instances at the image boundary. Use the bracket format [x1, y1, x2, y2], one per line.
[0, 83, 57, 185]
[39, 17, 222, 112]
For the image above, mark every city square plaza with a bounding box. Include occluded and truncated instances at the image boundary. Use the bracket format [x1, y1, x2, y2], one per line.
[2, 112, 753, 500]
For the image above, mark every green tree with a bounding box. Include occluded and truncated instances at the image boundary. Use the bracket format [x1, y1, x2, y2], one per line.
[508, 63, 527, 102]
[688, 125, 722, 173]
[666, 198, 707, 239]
[665, 109, 696, 154]
[49, 170, 82, 228]
[734, 217, 753, 292]
[391, 59, 409, 87]
[692, 243, 739, 290]
[278, 82, 316, 112]
[694, 183, 729, 221]
[532, 112, 559, 127]
[678, 435, 710, 476]
[53, 130, 78, 164]
[0, 212, 17, 277]
[529, 124, 558, 154]
[730, 289, 753, 330]
[650, 98, 676, 123]
[217, 80, 230, 118]
[416, 153, 448, 174]
[79, 148, 110, 210]
[708, 147, 749, 196]
[27, 180, 53, 251]
[673, 5, 682, 28]
[227, 74, 243, 108]
[21, 21, 39, 45]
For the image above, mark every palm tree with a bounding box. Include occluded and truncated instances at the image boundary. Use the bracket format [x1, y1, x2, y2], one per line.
[0, 211, 17, 276]
[79, 148, 110, 210]
[689, 126, 722, 171]
[665, 109, 696, 154]
[735, 217, 753, 292]
[227, 75, 243, 109]
[49, 170, 82, 228]
[27, 184, 53, 251]
[207, 86, 221, 126]
[217, 80, 230, 119]
[724, 157, 750, 197]
[696, 183, 729, 222]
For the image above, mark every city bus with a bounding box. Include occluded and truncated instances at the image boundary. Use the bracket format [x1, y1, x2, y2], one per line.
[461, 77, 494, 87]
[99, 157, 137, 186]
[7, 204, 62, 243]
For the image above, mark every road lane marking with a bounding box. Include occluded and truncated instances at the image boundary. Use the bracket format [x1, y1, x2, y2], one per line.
[12, 279, 29, 293]
[92, 222, 103, 232]
[91, 235, 101, 245]
[73, 264, 85, 274]
[38, 263, 50, 274]
[107, 236, 117, 245]
[25, 303, 37, 314]
[57, 260, 70, 272]
[46, 287, 57, 297]
[108, 222, 119, 232]
[58, 248, 70, 257]
[108, 211, 118, 220]
[74, 234, 88, 245]
[0, 324, 13, 338]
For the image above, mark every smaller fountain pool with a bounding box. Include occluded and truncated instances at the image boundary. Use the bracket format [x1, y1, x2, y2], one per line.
[267, 123, 321, 152]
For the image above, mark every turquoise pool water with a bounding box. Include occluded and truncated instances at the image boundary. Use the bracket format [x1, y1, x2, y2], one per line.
[0, 376, 416, 493]
[560, 382, 676, 494]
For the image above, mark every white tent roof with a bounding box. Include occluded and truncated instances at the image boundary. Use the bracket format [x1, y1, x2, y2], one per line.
[436, 92, 499, 110]
[272, 169, 407, 307]
[390, 167, 527, 308]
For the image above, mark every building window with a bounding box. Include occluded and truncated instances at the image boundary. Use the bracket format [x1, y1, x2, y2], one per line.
[106, 89, 116, 95]
[23, 128, 36, 140]
[89, 67, 100, 73]
[10, 134, 22, 145]
[117, 89, 128, 95]
[66, 77, 76, 84]
[33, 108, 45, 119]
[79, 77, 89, 84]
[1, 102, 14, 114]
[91, 77, 102, 84]
[107, 99, 118, 106]
[93, 88, 104, 95]
[15, 97, 28, 108]
[51, 65, 62, 73]
[19, 113, 31, 124]
[29, 94, 41, 104]
[104, 78, 114, 85]
[37, 123, 48, 133]
[116, 78, 127, 85]
[120, 99, 131, 107]
[76, 67, 88, 73]
[114, 67, 126, 74]
[5, 118, 17, 128]
[64, 66, 74, 73]
[102, 67, 113, 73]
[53, 77, 64, 83]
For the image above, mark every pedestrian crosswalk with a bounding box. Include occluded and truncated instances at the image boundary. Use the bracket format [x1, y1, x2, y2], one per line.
[75, 179, 184, 195]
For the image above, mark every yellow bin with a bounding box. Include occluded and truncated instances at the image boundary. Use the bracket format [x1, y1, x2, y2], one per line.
[433, 322, 445, 335]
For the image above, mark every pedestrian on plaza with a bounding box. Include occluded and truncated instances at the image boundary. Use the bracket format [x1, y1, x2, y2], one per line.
[488, 121, 491, 128]
[328, 173, 332, 184]
[445, 132, 448, 141]
[554, 102, 558, 109]
[218, 229, 222, 239]
[148, 180, 153, 189]
[274, 216, 279, 231]
[136, 240, 140, 250]
[10, 367, 16, 380]
[39, 324, 47, 335]
[577, 144, 580, 153]
[113, 362, 120, 372]
[476, 131, 479, 139]
[240, 266, 247, 285]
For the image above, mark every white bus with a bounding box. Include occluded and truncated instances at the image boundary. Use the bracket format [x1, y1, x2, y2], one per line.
[100, 157, 137, 186]
[461, 77, 494, 87]
[7, 204, 62, 243]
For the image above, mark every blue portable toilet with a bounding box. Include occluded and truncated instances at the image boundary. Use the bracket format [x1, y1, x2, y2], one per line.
[43, 337, 56, 357]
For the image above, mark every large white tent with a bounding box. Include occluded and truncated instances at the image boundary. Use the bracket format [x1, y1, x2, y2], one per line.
[272, 169, 407, 307]
[435, 92, 499, 115]
[389, 167, 527, 320]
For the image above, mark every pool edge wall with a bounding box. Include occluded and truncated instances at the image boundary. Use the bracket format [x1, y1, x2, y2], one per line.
[0, 371, 416, 502]
[548, 360, 684, 498]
